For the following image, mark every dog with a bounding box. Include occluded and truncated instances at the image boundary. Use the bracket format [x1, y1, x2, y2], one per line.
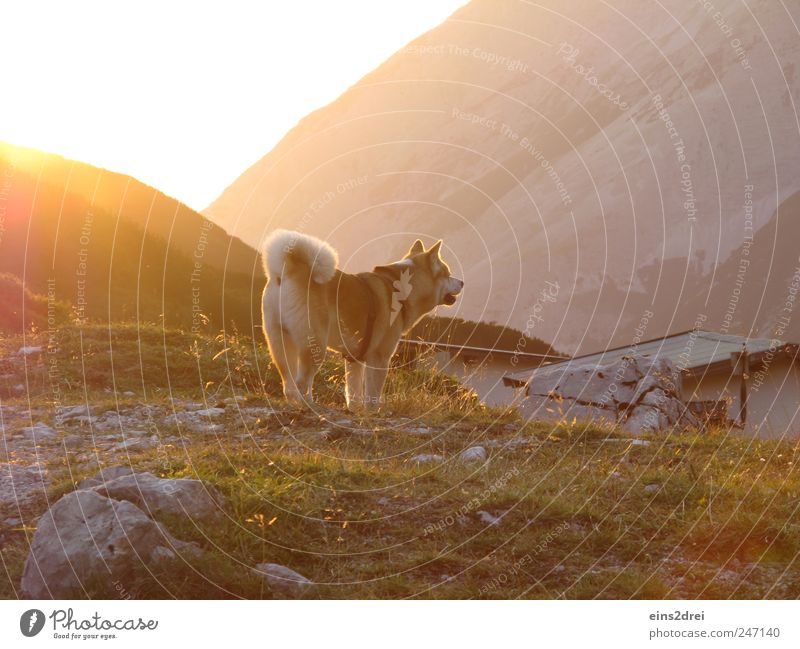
[260, 230, 463, 409]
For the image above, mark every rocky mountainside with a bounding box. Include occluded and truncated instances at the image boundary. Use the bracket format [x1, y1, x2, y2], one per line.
[203, 0, 800, 353]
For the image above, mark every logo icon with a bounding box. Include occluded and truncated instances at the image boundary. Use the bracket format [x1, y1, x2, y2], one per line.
[20, 609, 45, 637]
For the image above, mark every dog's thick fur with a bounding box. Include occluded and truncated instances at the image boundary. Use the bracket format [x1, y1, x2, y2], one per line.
[261, 230, 463, 409]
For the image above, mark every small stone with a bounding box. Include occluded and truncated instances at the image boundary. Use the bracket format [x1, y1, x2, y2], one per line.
[16, 346, 42, 356]
[459, 446, 487, 464]
[112, 438, 153, 451]
[63, 436, 82, 449]
[405, 425, 433, 435]
[477, 511, 502, 526]
[410, 454, 443, 464]
[18, 423, 58, 441]
[194, 407, 225, 418]
[602, 438, 651, 446]
[644, 484, 660, 494]
[56, 404, 91, 421]
[253, 563, 313, 598]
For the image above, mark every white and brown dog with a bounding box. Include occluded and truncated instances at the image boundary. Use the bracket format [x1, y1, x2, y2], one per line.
[261, 230, 463, 409]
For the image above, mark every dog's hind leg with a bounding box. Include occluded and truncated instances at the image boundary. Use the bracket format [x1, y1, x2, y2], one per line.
[264, 318, 303, 403]
[345, 359, 365, 409]
[295, 339, 323, 404]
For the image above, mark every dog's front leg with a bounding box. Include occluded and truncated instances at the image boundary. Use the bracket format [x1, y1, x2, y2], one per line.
[345, 359, 365, 409]
[363, 361, 389, 411]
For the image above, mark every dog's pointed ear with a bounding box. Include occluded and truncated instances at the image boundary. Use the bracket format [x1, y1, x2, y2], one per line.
[427, 240, 443, 258]
[405, 239, 425, 258]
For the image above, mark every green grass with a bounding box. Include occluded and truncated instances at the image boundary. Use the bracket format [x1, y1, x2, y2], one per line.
[1, 323, 799, 599]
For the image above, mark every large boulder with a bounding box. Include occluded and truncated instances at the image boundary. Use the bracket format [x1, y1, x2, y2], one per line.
[86, 469, 227, 521]
[20, 490, 197, 598]
[521, 355, 697, 434]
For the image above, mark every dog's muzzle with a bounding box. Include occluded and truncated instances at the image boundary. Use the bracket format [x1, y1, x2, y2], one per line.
[442, 279, 464, 305]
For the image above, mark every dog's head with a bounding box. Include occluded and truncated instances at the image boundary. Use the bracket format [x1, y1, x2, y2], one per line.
[374, 239, 464, 325]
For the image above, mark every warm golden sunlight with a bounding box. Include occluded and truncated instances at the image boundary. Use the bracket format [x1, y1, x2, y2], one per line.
[0, 0, 466, 209]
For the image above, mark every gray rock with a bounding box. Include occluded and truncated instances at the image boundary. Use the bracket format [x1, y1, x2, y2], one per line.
[20, 490, 196, 598]
[194, 407, 225, 418]
[409, 454, 443, 464]
[0, 463, 47, 511]
[252, 563, 312, 598]
[644, 484, 660, 494]
[477, 511, 503, 526]
[459, 446, 487, 464]
[16, 346, 42, 356]
[111, 437, 154, 451]
[405, 425, 434, 435]
[18, 423, 58, 442]
[56, 404, 91, 422]
[89, 470, 226, 520]
[63, 435, 83, 449]
[601, 438, 651, 446]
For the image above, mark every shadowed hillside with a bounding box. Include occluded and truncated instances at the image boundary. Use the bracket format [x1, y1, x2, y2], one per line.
[0, 142, 261, 334]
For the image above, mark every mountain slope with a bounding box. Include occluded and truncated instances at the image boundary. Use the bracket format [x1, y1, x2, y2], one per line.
[203, 0, 800, 353]
[0, 142, 261, 333]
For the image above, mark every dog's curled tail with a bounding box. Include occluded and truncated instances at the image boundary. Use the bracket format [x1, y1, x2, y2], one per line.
[261, 229, 338, 284]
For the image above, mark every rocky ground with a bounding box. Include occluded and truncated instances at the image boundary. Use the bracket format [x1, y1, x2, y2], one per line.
[1, 331, 799, 599]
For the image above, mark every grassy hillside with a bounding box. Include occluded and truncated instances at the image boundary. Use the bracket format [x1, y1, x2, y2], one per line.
[0, 142, 261, 334]
[1, 323, 798, 599]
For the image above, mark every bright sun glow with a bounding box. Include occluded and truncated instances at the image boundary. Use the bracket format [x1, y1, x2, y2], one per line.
[0, 0, 466, 210]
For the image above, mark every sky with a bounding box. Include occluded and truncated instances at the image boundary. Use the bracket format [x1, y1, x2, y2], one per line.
[0, 0, 466, 211]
